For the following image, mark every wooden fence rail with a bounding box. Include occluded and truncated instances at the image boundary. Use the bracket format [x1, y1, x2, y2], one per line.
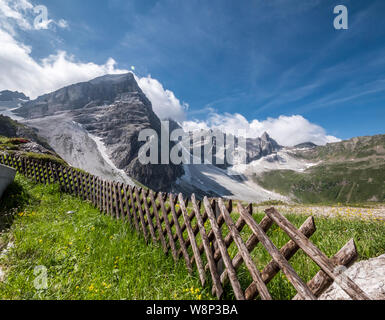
[0, 153, 370, 300]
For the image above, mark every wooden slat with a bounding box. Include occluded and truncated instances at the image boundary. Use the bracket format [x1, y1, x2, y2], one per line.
[128, 186, 141, 232]
[212, 213, 273, 296]
[150, 191, 168, 254]
[134, 188, 149, 242]
[191, 195, 223, 299]
[203, 197, 245, 300]
[117, 183, 125, 220]
[265, 207, 370, 300]
[238, 203, 316, 300]
[218, 199, 272, 300]
[141, 189, 157, 244]
[113, 183, 120, 219]
[158, 193, 178, 262]
[178, 194, 206, 286]
[102, 180, 107, 213]
[122, 185, 132, 224]
[245, 216, 316, 300]
[208, 205, 249, 270]
[169, 194, 193, 273]
[293, 239, 358, 300]
[109, 181, 114, 217]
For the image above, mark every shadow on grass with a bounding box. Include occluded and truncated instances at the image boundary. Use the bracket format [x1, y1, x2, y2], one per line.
[0, 179, 31, 233]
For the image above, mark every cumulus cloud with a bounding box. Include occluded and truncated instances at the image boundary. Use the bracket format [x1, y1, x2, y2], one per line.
[0, 28, 129, 98]
[0, 0, 67, 33]
[0, 0, 189, 121]
[183, 113, 341, 146]
[135, 74, 188, 122]
[0, 0, 341, 143]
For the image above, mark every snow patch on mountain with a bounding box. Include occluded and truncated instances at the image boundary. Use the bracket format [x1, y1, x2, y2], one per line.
[232, 148, 320, 176]
[176, 163, 288, 203]
[88, 133, 136, 186]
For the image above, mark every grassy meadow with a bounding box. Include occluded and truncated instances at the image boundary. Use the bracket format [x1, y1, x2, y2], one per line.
[0, 174, 384, 300]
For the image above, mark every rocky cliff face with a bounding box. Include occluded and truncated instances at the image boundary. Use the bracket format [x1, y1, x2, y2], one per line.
[0, 90, 29, 102]
[14, 73, 183, 191]
[187, 129, 281, 168]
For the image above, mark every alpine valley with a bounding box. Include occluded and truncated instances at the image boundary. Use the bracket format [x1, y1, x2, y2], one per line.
[1, 74, 384, 204]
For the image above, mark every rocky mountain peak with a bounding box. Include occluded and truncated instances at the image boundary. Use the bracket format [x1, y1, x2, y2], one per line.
[14, 72, 148, 119]
[0, 90, 29, 102]
[261, 131, 270, 141]
[12, 73, 184, 191]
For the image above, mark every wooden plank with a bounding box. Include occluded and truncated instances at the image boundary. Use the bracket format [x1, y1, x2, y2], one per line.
[64, 167, 71, 193]
[210, 206, 248, 266]
[245, 216, 316, 300]
[69, 168, 76, 195]
[238, 204, 316, 300]
[91, 176, 96, 205]
[116, 183, 124, 220]
[134, 188, 150, 242]
[99, 179, 104, 211]
[203, 197, 245, 300]
[122, 185, 132, 223]
[78, 172, 85, 199]
[150, 191, 168, 254]
[141, 189, 157, 244]
[38, 161, 46, 184]
[109, 181, 114, 216]
[169, 194, 193, 273]
[178, 194, 206, 286]
[104, 180, 108, 215]
[58, 166, 67, 193]
[293, 239, 358, 300]
[158, 193, 178, 262]
[31, 160, 38, 183]
[113, 183, 120, 219]
[85, 174, 90, 201]
[265, 207, 370, 300]
[96, 177, 100, 207]
[191, 195, 223, 299]
[128, 186, 141, 232]
[218, 199, 272, 300]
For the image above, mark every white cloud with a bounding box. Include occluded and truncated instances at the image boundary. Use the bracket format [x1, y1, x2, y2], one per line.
[0, 0, 189, 121]
[135, 74, 188, 122]
[57, 19, 68, 29]
[0, 0, 342, 143]
[0, 28, 129, 98]
[183, 113, 341, 146]
[0, 0, 68, 33]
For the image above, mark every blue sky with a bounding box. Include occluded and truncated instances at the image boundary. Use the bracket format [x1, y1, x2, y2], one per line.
[1, 0, 385, 143]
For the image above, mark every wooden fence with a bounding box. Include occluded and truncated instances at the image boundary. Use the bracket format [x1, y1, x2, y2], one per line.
[0, 153, 370, 300]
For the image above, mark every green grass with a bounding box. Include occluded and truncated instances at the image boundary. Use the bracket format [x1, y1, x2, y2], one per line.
[0, 175, 208, 300]
[254, 160, 385, 204]
[223, 212, 385, 300]
[0, 175, 384, 300]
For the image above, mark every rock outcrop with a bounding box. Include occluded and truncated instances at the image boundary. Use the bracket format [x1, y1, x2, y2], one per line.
[320, 254, 385, 300]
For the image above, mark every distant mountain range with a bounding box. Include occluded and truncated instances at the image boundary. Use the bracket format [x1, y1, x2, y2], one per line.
[255, 134, 385, 203]
[1, 75, 384, 203]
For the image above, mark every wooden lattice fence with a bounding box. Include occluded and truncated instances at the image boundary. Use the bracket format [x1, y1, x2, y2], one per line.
[0, 153, 370, 300]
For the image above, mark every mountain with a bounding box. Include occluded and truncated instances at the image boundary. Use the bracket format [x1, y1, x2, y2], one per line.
[7, 73, 285, 202]
[0, 90, 29, 111]
[0, 90, 29, 102]
[254, 134, 385, 203]
[0, 115, 64, 165]
[294, 142, 317, 149]
[184, 129, 281, 169]
[0, 115, 52, 151]
[13, 73, 183, 190]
